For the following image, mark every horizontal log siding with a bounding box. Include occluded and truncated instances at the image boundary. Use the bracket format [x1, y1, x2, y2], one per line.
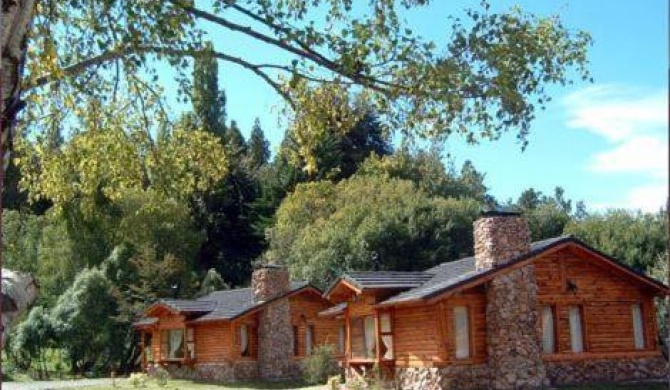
[393, 305, 440, 367]
[440, 292, 487, 364]
[193, 322, 232, 362]
[535, 248, 659, 356]
[290, 292, 341, 358]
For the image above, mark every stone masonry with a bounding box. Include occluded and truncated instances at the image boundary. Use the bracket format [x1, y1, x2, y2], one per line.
[475, 211, 548, 390]
[252, 264, 296, 380]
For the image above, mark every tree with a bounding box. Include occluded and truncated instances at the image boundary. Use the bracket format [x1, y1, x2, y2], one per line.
[247, 118, 271, 169]
[512, 186, 577, 241]
[50, 267, 125, 374]
[197, 268, 229, 298]
[265, 175, 481, 288]
[564, 209, 667, 273]
[358, 147, 490, 202]
[192, 44, 227, 138]
[11, 306, 56, 379]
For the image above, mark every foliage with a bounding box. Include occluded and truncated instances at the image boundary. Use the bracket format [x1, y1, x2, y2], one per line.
[511, 186, 578, 241]
[2, 210, 44, 274]
[50, 268, 125, 374]
[266, 175, 481, 287]
[191, 44, 227, 138]
[247, 119, 271, 169]
[25, 1, 591, 177]
[358, 147, 490, 202]
[282, 108, 392, 180]
[564, 209, 667, 272]
[11, 307, 56, 377]
[17, 106, 228, 211]
[151, 365, 170, 387]
[129, 372, 149, 388]
[197, 268, 229, 298]
[301, 345, 338, 385]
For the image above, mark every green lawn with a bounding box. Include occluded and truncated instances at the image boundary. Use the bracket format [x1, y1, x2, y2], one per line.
[58, 378, 669, 390]
[68, 379, 323, 390]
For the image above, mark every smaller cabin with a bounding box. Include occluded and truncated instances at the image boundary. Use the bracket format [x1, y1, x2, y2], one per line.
[133, 267, 340, 381]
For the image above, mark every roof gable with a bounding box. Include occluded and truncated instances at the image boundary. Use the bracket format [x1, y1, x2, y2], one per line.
[377, 236, 668, 308]
[324, 271, 433, 300]
[135, 281, 323, 326]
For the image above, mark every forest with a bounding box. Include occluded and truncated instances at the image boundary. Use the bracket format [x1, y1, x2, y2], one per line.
[0, 0, 665, 382]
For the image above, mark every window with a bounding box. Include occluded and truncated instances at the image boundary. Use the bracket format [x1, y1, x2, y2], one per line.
[541, 306, 556, 354]
[306, 325, 315, 355]
[160, 329, 184, 360]
[240, 324, 249, 356]
[293, 326, 299, 356]
[338, 325, 346, 355]
[379, 312, 394, 360]
[186, 327, 195, 359]
[453, 306, 470, 359]
[350, 316, 376, 359]
[568, 306, 584, 353]
[143, 333, 154, 363]
[632, 304, 645, 349]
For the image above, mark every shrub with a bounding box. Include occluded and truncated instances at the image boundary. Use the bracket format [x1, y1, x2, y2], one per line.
[327, 375, 341, 390]
[153, 365, 170, 387]
[301, 345, 339, 385]
[129, 372, 148, 388]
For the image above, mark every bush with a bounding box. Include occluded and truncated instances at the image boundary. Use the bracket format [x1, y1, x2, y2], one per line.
[153, 365, 170, 387]
[129, 372, 148, 388]
[301, 345, 339, 385]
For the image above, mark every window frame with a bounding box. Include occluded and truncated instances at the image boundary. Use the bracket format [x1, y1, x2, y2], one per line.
[631, 303, 646, 350]
[568, 305, 585, 353]
[160, 328, 185, 361]
[540, 305, 558, 354]
[452, 305, 472, 360]
[305, 324, 315, 356]
[378, 311, 394, 361]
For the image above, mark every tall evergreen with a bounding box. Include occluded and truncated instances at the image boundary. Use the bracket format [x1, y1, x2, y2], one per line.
[192, 44, 227, 138]
[247, 118, 270, 168]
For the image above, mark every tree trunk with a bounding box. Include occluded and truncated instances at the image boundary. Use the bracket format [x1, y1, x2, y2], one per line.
[2, 1, 36, 386]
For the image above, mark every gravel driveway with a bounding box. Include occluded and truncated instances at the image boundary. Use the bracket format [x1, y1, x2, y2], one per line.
[2, 378, 114, 390]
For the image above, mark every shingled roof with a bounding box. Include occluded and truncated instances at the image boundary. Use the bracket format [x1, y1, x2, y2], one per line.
[136, 281, 315, 326]
[377, 235, 667, 307]
[190, 281, 311, 322]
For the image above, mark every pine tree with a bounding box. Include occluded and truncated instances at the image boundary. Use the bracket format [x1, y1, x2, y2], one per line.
[192, 43, 226, 138]
[247, 118, 270, 169]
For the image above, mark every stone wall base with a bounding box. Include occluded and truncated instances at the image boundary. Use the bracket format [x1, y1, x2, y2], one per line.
[545, 356, 669, 386]
[389, 356, 668, 390]
[164, 361, 258, 382]
[394, 365, 490, 390]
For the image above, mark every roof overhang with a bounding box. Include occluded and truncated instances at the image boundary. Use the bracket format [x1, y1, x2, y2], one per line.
[376, 238, 669, 309]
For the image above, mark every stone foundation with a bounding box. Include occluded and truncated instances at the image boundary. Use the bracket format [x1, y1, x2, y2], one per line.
[395, 365, 490, 390]
[546, 356, 669, 386]
[165, 361, 258, 382]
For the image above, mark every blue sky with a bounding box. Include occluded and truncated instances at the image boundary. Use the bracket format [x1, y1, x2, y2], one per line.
[175, 0, 668, 212]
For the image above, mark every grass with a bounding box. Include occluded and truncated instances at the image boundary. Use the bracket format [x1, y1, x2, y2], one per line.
[63, 379, 323, 390]
[58, 379, 669, 390]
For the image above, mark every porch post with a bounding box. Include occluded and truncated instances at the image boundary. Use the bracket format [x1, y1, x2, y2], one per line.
[344, 308, 351, 365]
[140, 331, 146, 371]
[374, 309, 381, 362]
[182, 325, 187, 361]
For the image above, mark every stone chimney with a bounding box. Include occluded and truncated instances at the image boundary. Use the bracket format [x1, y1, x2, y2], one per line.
[475, 211, 548, 390]
[252, 264, 290, 303]
[251, 264, 294, 379]
[474, 210, 531, 271]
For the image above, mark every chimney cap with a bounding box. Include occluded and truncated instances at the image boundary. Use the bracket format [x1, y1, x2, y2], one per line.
[480, 207, 523, 217]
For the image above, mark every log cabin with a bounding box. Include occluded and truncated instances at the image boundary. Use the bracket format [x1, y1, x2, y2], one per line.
[132, 265, 342, 381]
[322, 211, 669, 389]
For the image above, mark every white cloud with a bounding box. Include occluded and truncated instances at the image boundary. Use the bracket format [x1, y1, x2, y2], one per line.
[563, 85, 668, 211]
